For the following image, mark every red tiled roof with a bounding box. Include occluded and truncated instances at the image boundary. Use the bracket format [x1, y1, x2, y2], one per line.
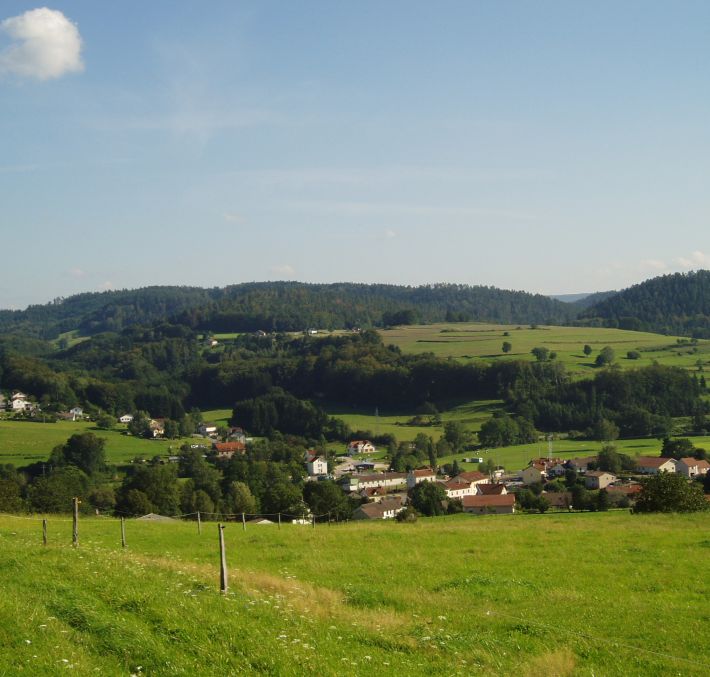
[636, 456, 674, 468]
[412, 468, 436, 477]
[456, 471, 487, 482]
[477, 484, 506, 495]
[214, 442, 246, 453]
[462, 494, 515, 508]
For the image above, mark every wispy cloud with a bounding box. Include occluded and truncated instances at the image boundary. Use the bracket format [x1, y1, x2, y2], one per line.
[223, 212, 246, 224]
[68, 267, 86, 278]
[270, 264, 295, 276]
[675, 250, 710, 269]
[0, 8, 83, 80]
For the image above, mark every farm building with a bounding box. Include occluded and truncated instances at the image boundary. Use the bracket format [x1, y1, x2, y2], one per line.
[352, 496, 405, 520]
[635, 457, 676, 474]
[461, 494, 516, 515]
[585, 471, 616, 489]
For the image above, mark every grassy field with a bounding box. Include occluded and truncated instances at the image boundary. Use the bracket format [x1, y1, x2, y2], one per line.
[0, 419, 196, 467]
[437, 434, 710, 473]
[0, 511, 708, 675]
[380, 323, 710, 376]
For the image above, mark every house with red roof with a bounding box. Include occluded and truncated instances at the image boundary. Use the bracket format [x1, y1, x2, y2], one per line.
[462, 494, 516, 515]
[635, 457, 677, 474]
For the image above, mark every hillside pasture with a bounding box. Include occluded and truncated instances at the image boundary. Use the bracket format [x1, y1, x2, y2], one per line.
[0, 512, 708, 675]
[0, 420, 197, 467]
[380, 323, 710, 376]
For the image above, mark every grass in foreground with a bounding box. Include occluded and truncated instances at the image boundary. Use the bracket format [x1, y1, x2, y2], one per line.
[1, 512, 708, 675]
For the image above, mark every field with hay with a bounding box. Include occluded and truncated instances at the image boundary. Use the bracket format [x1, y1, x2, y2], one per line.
[0, 511, 708, 675]
[380, 323, 710, 376]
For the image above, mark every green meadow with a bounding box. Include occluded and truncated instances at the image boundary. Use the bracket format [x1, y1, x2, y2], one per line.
[380, 323, 710, 376]
[0, 511, 708, 676]
[0, 420, 195, 467]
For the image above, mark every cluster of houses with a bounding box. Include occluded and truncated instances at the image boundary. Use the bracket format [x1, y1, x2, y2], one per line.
[521, 453, 710, 487]
[1, 391, 85, 420]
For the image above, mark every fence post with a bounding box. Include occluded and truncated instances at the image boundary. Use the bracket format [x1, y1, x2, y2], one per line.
[197, 511, 202, 535]
[42, 518, 47, 546]
[121, 517, 126, 548]
[241, 512, 246, 532]
[218, 524, 228, 593]
[312, 514, 315, 529]
[72, 497, 79, 547]
[278, 512, 281, 530]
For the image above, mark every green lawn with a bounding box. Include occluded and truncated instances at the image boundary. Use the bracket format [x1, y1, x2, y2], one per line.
[1, 511, 708, 675]
[0, 420, 197, 467]
[380, 323, 710, 377]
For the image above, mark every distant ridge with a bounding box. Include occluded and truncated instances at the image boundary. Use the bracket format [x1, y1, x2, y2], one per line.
[0, 281, 577, 339]
[580, 270, 710, 337]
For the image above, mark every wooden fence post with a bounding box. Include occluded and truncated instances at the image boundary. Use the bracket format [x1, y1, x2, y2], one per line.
[218, 524, 228, 593]
[197, 511, 202, 535]
[278, 513, 281, 530]
[121, 517, 126, 548]
[42, 518, 47, 546]
[72, 497, 79, 547]
[312, 514, 315, 529]
[241, 512, 246, 532]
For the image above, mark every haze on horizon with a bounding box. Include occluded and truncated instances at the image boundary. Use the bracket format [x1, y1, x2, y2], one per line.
[1, 1, 708, 310]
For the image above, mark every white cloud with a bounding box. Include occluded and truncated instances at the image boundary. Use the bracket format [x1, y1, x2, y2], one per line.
[639, 259, 668, 272]
[100, 281, 114, 290]
[223, 212, 245, 224]
[270, 264, 295, 276]
[0, 8, 83, 81]
[384, 228, 397, 239]
[68, 267, 86, 278]
[674, 250, 710, 270]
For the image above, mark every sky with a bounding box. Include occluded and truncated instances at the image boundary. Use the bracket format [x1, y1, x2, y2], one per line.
[1, 1, 709, 309]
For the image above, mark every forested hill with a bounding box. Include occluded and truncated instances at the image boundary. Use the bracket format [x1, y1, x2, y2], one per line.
[580, 270, 710, 337]
[567, 290, 617, 311]
[0, 282, 576, 339]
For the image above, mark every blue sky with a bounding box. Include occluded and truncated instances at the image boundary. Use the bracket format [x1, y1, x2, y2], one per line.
[1, 1, 708, 308]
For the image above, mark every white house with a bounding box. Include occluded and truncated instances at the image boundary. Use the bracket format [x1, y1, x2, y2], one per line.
[69, 406, 84, 421]
[352, 496, 405, 520]
[347, 440, 376, 455]
[306, 456, 328, 477]
[440, 479, 478, 500]
[119, 414, 134, 424]
[674, 457, 710, 478]
[406, 468, 437, 489]
[584, 471, 616, 490]
[11, 392, 29, 411]
[198, 423, 218, 437]
[635, 457, 677, 475]
[352, 472, 407, 490]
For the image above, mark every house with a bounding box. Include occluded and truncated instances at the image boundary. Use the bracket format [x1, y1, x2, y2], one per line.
[213, 441, 246, 459]
[542, 491, 572, 510]
[69, 406, 84, 421]
[148, 419, 165, 438]
[406, 467, 437, 489]
[227, 427, 247, 443]
[347, 440, 376, 455]
[11, 392, 29, 411]
[352, 496, 405, 520]
[306, 455, 328, 477]
[198, 423, 218, 437]
[358, 486, 389, 501]
[567, 456, 598, 473]
[440, 479, 478, 500]
[521, 463, 547, 485]
[585, 471, 616, 490]
[352, 472, 408, 490]
[461, 494, 516, 515]
[119, 414, 134, 424]
[454, 470, 490, 486]
[635, 456, 677, 474]
[674, 457, 710, 478]
[476, 483, 507, 495]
